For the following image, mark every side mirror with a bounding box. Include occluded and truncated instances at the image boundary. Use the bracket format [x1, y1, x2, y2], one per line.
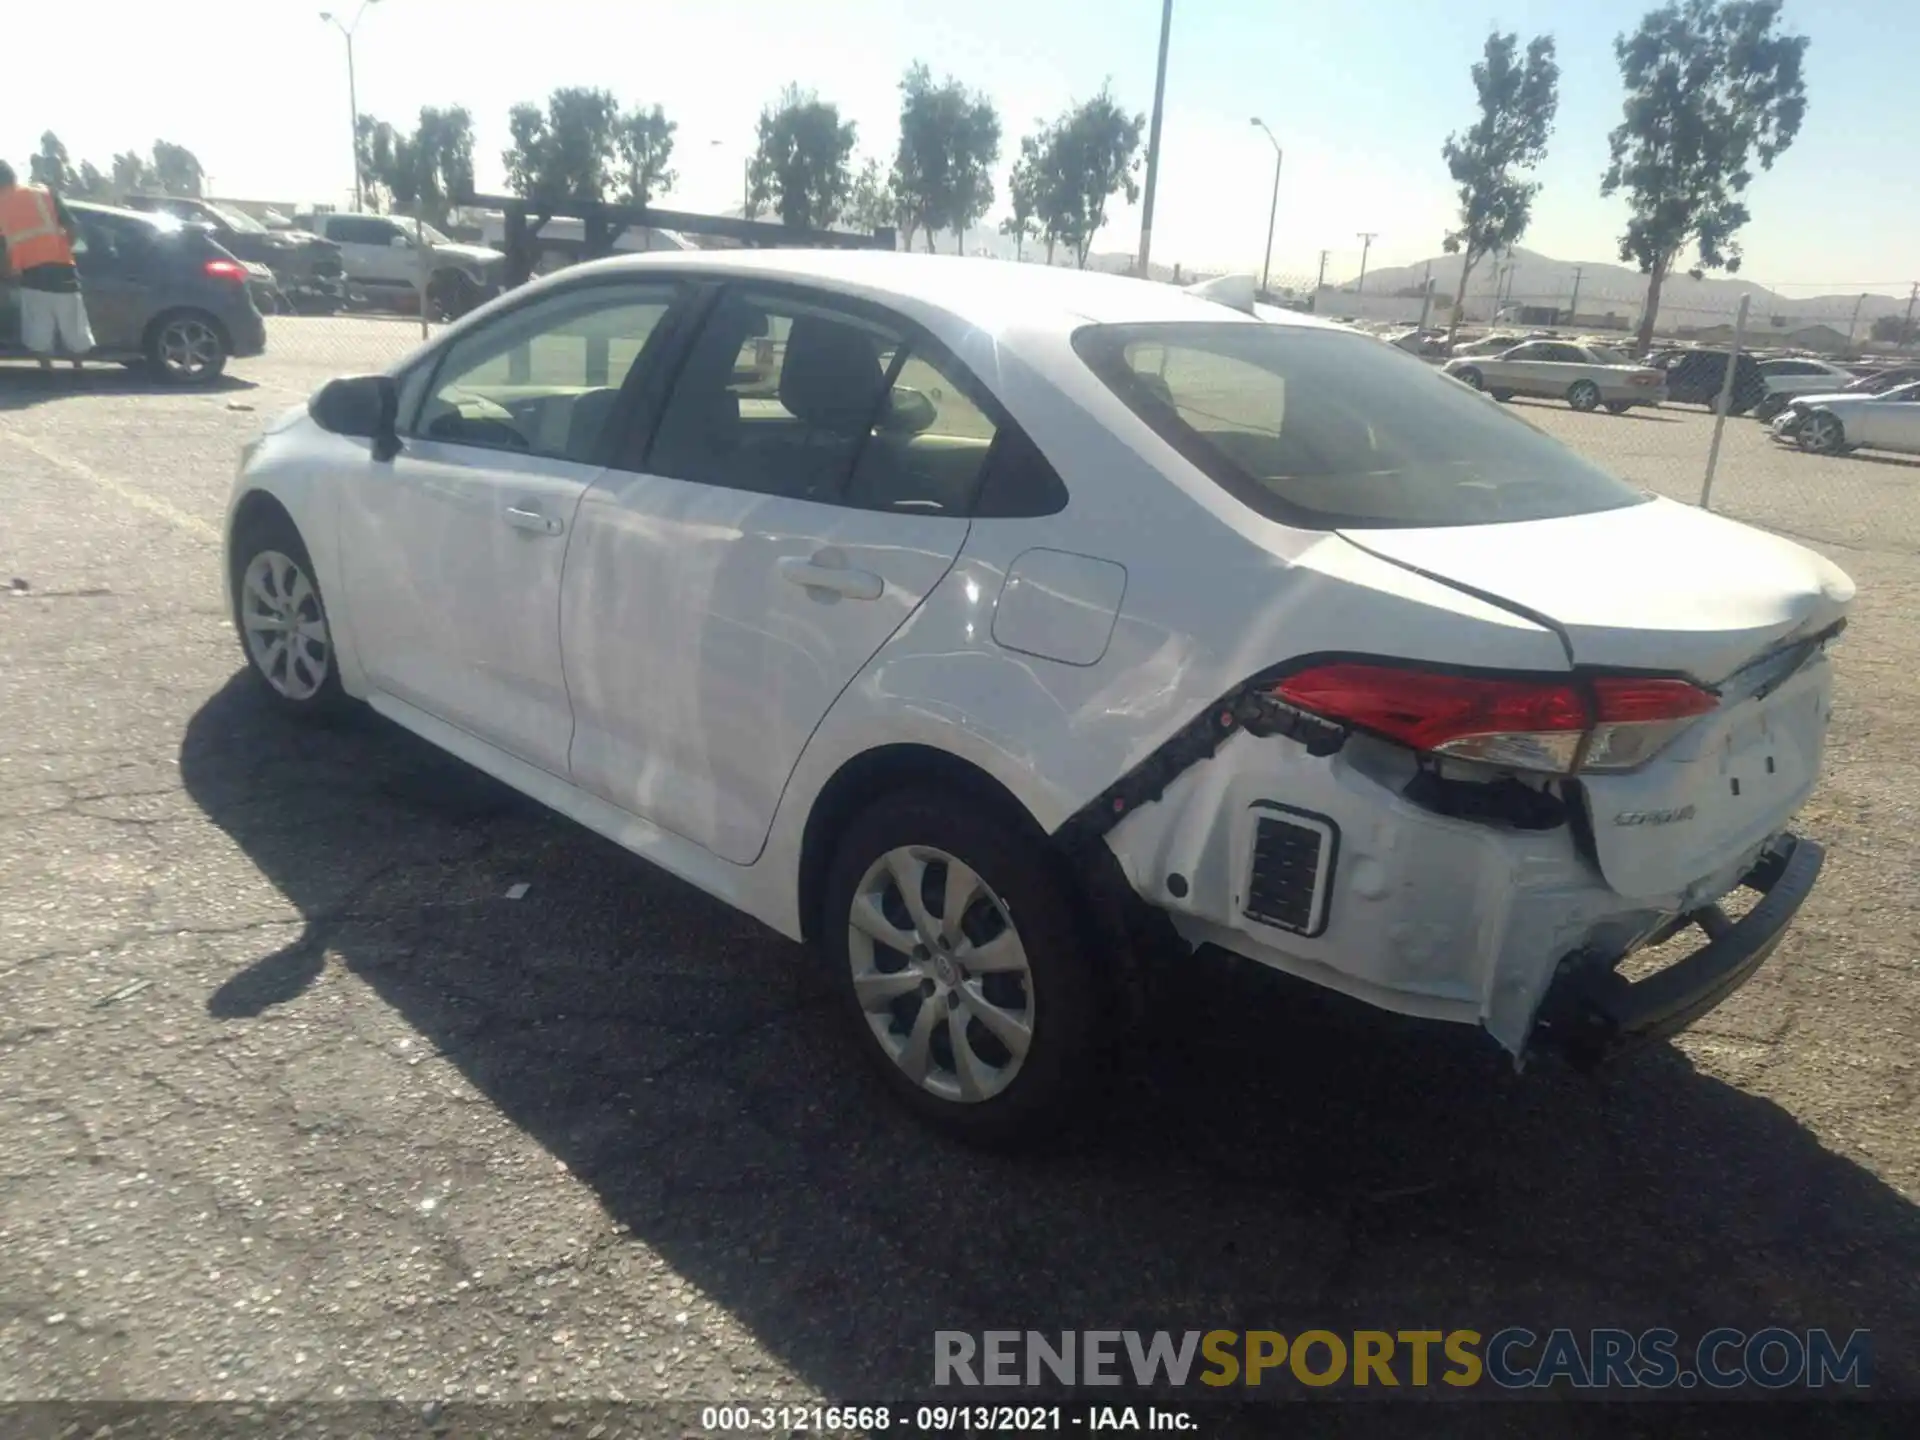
[310, 374, 400, 460]
[878, 385, 937, 435]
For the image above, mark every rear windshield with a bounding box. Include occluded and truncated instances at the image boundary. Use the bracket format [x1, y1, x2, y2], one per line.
[1073, 321, 1648, 528]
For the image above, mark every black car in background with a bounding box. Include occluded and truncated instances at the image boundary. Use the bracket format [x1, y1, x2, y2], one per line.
[121, 195, 349, 313]
[1649, 347, 1768, 414]
[1, 201, 265, 382]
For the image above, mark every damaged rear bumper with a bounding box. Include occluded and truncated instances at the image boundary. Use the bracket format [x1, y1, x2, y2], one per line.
[1531, 832, 1823, 1068]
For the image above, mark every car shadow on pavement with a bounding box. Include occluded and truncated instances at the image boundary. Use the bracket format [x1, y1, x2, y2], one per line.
[0, 365, 256, 411]
[180, 674, 1920, 1411]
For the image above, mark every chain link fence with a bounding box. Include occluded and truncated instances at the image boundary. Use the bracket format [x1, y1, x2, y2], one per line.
[18, 243, 1910, 559]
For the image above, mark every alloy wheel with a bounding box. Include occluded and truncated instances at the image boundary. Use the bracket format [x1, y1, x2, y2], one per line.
[239, 550, 331, 701]
[1800, 414, 1844, 455]
[158, 317, 222, 380]
[846, 844, 1035, 1104]
[1568, 380, 1601, 412]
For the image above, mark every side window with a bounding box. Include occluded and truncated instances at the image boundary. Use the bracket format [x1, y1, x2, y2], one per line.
[1505, 343, 1545, 361]
[973, 425, 1070, 518]
[332, 216, 395, 246]
[72, 213, 150, 270]
[412, 282, 679, 462]
[648, 288, 998, 515]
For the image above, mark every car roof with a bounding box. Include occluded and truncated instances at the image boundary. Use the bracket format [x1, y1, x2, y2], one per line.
[551, 248, 1343, 341]
[64, 199, 165, 226]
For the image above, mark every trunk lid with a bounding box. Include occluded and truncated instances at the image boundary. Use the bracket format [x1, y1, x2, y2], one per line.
[1339, 498, 1853, 682]
[1340, 500, 1854, 900]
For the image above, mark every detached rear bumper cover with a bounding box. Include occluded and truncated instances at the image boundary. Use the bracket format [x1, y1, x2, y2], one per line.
[1534, 832, 1824, 1067]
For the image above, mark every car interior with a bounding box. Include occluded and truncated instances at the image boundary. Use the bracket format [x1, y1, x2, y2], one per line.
[416, 288, 997, 514]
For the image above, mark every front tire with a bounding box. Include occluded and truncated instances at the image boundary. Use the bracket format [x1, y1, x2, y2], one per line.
[1605, 400, 1632, 415]
[821, 789, 1098, 1147]
[1799, 412, 1847, 456]
[229, 512, 351, 722]
[1489, 388, 1514, 403]
[146, 310, 228, 385]
[1567, 379, 1602, 412]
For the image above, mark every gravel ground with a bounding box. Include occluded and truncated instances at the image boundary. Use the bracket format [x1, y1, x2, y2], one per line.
[2, 320, 1917, 1420]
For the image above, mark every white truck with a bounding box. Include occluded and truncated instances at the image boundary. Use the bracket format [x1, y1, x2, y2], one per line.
[290, 212, 505, 319]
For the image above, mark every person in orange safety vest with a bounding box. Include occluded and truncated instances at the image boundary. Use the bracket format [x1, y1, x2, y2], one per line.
[0, 160, 95, 371]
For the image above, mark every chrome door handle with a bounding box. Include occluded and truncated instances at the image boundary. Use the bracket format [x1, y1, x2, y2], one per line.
[503, 504, 562, 536]
[778, 554, 884, 600]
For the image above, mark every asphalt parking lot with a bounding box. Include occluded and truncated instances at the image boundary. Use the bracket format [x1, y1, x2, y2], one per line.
[3, 317, 1918, 1419]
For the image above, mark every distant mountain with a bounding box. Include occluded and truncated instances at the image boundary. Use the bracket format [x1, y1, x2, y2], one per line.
[1341, 247, 1908, 327]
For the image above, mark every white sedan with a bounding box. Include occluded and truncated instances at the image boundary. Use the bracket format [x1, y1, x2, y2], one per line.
[1775, 380, 1920, 456]
[1444, 340, 1668, 412]
[224, 251, 1852, 1142]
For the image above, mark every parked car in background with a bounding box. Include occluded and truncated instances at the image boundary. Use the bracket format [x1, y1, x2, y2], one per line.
[224, 251, 1849, 1141]
[1774, 380, 1920, 456]
[1, 200, 264, 382]
[122, 194, 349, 314]
[1444, 339, 1666, 413]
[1749, 356, 1861, 422]
[1840, 363, 1920, 396]
[291, 211, 504, 319]
[1648, 348, 1767, 414]
[1450, 329, 1548, 357]
[1385, 327, 1449, 357]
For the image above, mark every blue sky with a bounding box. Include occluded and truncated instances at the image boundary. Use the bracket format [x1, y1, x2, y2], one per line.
[5, 0, 1910, 296]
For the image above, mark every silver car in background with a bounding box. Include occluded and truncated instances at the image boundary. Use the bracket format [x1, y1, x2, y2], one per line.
[1445, 339, 1667, 414]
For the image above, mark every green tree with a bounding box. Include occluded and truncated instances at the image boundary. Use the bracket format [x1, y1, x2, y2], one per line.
[1044, 86, 1146, 268]
[356, 116, 399, 211]
[73, 160, 108, 199]
[151, 141, 205, 196]
[845, 156, 898, 237]
[503, 87, 623, 205]
[29, 132, 74, 190]
[999, 154, 1038, 261]
[1439, 32, 1561, 344]
[1017, 126, 1069, 264]
[893, 62, 1002, 253]
[110, 151, 155, 195]
[356, 109, 473, 225]
[1602, 0, 1810, 353]
[1869, 313, 1916, 347]
[615, 104, 677, 206]
[748, 85, 857, 231]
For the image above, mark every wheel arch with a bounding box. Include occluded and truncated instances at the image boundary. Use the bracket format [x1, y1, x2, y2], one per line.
[142, 305, 232, 360]
[796, 744, 1046, 946]
[792, 741, 1180, 1030]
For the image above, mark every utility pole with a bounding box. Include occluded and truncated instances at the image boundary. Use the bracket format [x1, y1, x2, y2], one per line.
[1846, 292, 1868, 350]
[1310, 249, 1328, 312]
[1567, 265, 1583, 328]
[1902, 281, 1918, 348]
[320, 1, 381, 213]
[1250, 118, 1282, 298]
[1355, 232, 1377, 294]
[1136, 0, 1174, 279]
[1417, 259, 1434, 330]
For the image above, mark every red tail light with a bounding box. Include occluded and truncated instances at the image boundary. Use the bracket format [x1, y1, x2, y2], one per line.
[1270, 663, 1716, 775]
[204, 258, 248, 283]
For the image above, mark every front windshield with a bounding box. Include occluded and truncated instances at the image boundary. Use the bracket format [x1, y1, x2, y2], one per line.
[1074, 321, 1647, 529]
[211, 204, 267, 233]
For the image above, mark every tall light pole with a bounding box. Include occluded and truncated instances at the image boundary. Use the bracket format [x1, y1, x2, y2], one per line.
[1250, 118, 1282, 298]
[320, 1, 381, 212]
[1355, 232, 1377, 294]
[1136, 0, 1174, 278]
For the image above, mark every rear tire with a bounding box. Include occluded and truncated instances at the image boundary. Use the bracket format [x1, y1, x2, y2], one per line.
[145, 310, 228, 385]
[1567, 379, 1602, 412]
[820, 788, 1099, 1147]
[1455, 366, 1484, 390]
[228, 511, 352, 723]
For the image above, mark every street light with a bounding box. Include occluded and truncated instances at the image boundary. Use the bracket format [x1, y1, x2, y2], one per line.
[1249, 118, 1282, 298]
[319, 0, 381, 211]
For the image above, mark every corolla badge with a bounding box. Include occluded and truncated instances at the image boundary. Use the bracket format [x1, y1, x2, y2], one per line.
[1613, 805, 1696, 827]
